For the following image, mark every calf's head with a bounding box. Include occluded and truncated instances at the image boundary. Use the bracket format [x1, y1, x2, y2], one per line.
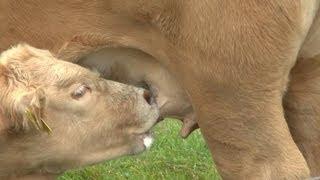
[0, 44, 159, 178]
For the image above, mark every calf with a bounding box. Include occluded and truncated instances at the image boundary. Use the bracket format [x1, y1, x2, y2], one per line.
[0, 44, 159, 179]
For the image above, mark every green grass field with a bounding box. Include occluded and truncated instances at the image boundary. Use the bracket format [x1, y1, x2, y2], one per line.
[59, 119, 221, 180]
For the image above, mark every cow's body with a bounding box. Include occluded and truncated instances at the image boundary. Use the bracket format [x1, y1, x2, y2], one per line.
[1, 0, 320, 179]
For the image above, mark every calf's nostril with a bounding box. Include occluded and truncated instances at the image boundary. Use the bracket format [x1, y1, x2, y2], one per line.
[143, 90, 152, 105]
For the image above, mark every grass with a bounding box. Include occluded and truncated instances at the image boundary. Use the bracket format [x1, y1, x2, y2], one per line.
[59, 119, 221, 180]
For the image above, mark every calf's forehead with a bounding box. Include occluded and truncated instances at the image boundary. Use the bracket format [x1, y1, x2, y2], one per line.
[29, 58, 95, 84]
[46, 60, 102, 88]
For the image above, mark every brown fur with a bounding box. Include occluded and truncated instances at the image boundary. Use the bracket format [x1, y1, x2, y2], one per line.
[0, 44, 159, 179]
[1, 0, 320, 179]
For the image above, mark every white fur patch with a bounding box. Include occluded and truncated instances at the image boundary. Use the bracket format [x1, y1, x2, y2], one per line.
[143, 136, 153, 149]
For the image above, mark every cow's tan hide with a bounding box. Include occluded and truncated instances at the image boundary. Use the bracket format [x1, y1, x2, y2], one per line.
[1, 1, 320, 179]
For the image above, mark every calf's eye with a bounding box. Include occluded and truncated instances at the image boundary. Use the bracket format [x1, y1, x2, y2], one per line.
[72, 84, 91, 99]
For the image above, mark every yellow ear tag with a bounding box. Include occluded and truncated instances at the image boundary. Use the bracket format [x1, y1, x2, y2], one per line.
[25, 109, 52, 134]
[25, 109, 40, 131]
[40, 118, 53, 135]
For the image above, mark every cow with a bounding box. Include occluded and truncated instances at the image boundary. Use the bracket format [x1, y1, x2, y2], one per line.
[1, 0, 320, 179]
[0, 44, 159, 179]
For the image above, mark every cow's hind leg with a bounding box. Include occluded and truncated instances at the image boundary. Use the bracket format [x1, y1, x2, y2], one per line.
[284, 56, 320, 176]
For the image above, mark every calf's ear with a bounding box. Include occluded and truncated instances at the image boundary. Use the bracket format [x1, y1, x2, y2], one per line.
[0, 57, 52, 134]
[15, 88, 52, 134]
